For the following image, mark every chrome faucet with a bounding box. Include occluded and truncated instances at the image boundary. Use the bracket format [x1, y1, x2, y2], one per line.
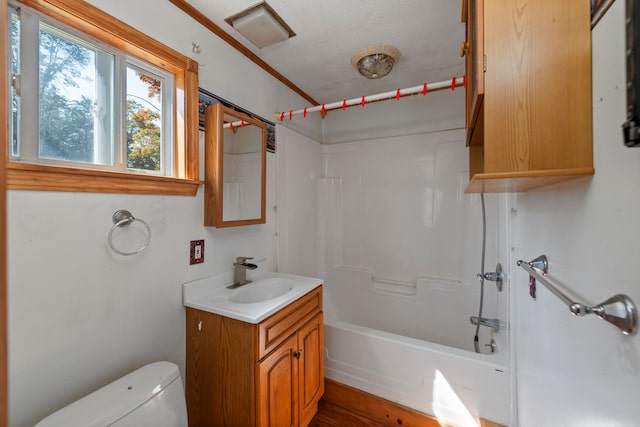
[227, 256, 258, 289]
[469, 316, 500, 332]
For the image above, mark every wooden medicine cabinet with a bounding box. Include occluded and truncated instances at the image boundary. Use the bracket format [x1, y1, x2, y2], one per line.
[461, 0, 594, 193]
[204, 103, 267, 227]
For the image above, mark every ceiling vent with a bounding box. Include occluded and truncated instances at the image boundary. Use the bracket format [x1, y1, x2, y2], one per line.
[225, 2, 296, 49]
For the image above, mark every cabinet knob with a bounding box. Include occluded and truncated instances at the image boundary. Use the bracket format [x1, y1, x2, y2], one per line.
[294, 351, 301, 359]
[460, 41, 470, 57]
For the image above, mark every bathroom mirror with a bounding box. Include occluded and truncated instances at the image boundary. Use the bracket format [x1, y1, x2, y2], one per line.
[204, 103, 266, 227]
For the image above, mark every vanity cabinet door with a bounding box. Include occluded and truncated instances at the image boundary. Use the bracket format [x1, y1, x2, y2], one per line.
[297, 313, 324, 427]
[257, 334, 299, 427]
[185, 308, 256, 427]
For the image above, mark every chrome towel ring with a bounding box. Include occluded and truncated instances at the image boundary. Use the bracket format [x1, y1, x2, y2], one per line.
[108, 210, 151, 256]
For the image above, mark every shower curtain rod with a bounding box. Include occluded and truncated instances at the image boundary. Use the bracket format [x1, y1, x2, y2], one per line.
[274, 76, 465, 121]
[222, 120, 255, 130]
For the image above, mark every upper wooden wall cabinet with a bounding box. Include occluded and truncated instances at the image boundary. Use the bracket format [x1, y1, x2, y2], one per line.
[461, 0, 594, 193]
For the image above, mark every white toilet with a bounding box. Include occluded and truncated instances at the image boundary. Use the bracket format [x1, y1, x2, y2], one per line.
[34, 361, 188, 427]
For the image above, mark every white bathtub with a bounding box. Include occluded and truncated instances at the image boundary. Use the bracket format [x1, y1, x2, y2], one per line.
[322, 267, 511, 427]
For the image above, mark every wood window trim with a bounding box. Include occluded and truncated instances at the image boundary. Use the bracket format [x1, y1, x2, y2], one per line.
[10, 0, 201, 195]
[1, 1, 7, 425]
[7, 163, 202, 195]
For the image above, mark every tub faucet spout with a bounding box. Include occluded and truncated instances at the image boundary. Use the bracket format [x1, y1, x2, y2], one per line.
[227, 256, 258, 289]
[470, 316, 500, 332]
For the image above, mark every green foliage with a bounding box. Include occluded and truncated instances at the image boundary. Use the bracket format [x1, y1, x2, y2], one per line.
[39, 95, 94, 162]
[127, 99, 161, 171]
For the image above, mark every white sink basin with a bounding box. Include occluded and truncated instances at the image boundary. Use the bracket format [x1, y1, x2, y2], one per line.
[183, 271, 322, 323]
[229, 278, 293, 304]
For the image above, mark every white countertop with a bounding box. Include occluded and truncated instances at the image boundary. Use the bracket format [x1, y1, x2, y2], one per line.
[183, 270, 322, 324]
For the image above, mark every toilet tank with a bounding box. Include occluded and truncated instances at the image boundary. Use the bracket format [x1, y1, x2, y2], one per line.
[34, 361, 188, 427]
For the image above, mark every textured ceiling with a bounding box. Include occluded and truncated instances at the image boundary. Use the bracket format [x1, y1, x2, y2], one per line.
[183, 0, 465, 105]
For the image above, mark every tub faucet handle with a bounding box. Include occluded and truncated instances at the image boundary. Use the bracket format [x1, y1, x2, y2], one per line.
[476, 263, 504, 292]
[484, 339, 497, 353]
[477, 272, 502, 281]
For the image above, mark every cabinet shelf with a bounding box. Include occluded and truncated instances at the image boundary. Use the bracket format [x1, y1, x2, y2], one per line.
[466, 168, 595, 193]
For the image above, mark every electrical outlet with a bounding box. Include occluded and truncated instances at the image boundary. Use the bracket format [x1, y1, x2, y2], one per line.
[190, 240, 204, 265]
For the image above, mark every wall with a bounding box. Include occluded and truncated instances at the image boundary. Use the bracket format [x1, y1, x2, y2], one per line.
[6, 1, 317, 425]
[7, 154, 277, 427]
[513, 1, 640, 425]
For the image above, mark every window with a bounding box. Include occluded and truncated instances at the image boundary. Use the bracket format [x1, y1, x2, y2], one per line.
[7, 0, 200, 195]
[126, 63, 171, 174]
[9, 6, 19, 160]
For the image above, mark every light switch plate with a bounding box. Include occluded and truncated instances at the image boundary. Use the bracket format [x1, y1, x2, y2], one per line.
[190, 240, 204, 265]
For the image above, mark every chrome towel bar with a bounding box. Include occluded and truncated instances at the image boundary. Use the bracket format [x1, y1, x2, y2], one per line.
[517, 255, 637, 336]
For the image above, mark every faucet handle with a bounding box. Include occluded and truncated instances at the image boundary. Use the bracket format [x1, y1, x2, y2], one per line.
[235, 256, 254, 264]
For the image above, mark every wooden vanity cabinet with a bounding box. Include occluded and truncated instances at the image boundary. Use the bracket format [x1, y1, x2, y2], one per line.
[186, 286, 324, 427]
[461, 0, 594, 193]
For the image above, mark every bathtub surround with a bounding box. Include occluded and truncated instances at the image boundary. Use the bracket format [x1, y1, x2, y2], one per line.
[276, 123, 511, 425]
[278, 123, 509, 347]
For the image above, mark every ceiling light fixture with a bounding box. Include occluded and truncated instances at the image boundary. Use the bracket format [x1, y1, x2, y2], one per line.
[225, 2, 296, 49]
[351, 44, 401, 79]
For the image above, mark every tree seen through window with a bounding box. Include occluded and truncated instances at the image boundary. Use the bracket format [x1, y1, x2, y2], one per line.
[34, 23, 163, 171]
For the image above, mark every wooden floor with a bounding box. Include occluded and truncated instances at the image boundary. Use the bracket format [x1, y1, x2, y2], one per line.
[309, 379, 504, 427]
[308, 400, 387, 427]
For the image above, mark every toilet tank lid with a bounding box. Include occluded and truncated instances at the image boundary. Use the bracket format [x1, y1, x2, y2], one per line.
[34, 361, 181, 427]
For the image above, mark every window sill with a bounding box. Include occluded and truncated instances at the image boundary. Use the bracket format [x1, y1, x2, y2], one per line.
[7, 162, 203, 196]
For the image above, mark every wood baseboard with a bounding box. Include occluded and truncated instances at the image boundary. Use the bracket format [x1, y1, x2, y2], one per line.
[322, 379, 504, 427]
